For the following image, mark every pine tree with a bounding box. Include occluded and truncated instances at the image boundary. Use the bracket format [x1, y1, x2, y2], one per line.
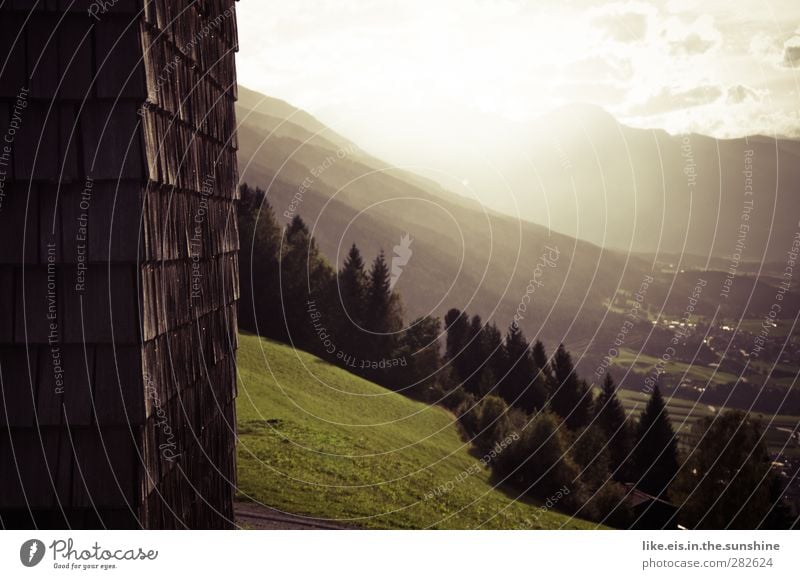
[339, 243, 367, 321]
[462, 315, 487, 395]
[595, 373, 634, 481]
[482, 322, 505, 394]
[336, 244, 368, 368]
[499, 325, 545, 413]
[633, 384, 679, 497]
[550, 344, 592, 430]
[444, 308, 470, 385]
[365, 250, 392, 332]
[392, 315, 441, 398]
[281, 215, 335, 354]
[532, 339, 550, 377]
[237, 184, 282, 339]
[363, 250, 401, 379]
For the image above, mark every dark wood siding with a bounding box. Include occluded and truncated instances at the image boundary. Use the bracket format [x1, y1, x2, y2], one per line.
[0, 0, 239, 529]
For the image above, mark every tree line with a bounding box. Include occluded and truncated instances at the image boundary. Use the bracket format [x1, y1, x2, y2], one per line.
[237, 183, 795, 529]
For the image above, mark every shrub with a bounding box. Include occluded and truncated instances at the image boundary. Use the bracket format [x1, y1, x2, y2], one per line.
[577, 480, 634, 528]
[459, 395, 512, 452]
[495, 411, 583, 506]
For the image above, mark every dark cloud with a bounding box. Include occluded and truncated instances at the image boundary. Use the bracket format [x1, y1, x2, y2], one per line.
[782, 39, 800, 67]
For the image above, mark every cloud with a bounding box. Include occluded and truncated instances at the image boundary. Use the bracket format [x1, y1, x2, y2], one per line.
[626, 84, 723, 115]
[749, 28, 800, 68]
[664, 14, 722, 55]
[592, 2, 654, 43]
[726, 84, 766, 105]
[671, 32, 715, 55]
[783, 35, 800, 67]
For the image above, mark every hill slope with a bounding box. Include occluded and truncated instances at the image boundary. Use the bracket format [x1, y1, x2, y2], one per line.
[235, 85, 643, 353]
[235, 333, 596, 529]
[234, 85, 800, 387]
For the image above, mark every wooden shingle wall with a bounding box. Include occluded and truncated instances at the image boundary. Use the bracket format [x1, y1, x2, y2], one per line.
[0, 0, 239, 529]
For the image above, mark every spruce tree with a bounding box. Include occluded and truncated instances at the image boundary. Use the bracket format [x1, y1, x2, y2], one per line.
[281, 215, 334, 352]
[633, 384, 679, 497]
[550, 344, 592, 430]
[444, 308, 470, 384]
[237, 184, 282, 339]
[339, 243, 367, 321]
[364, 250, 401, 379]
[482, 322, 505, 394]
[393, 315, 441, 398]
[462, 315, 487, 395]
[499, 325, 545, 413]
[595, 373, 634, 481]
[532, 340, 549, 377]
[366, 250, 392, 332]
[337, 244, 368, 367]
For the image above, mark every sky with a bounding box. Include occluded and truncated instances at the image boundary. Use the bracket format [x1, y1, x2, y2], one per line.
[236, 0, 800, 166]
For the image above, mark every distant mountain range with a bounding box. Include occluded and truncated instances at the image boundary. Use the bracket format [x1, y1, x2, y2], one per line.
[234, 85, 800, 376]
[394, 101, 800, 264]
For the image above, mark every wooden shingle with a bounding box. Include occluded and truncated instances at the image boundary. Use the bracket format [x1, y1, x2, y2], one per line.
[0, 346, 38, 427]
[13, 102, 60, 182]
[0, 14, 28, 98]
[93, 344, 144, 426]
[0, 183, 39, 265]
[26, 17, 60, 99]
[81, 101, 145, 181]
[95, 17, 146, 99]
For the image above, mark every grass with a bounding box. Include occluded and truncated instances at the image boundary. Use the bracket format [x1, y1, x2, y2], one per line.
[235, 332, 596, 529]
[610, 347, 738, 386]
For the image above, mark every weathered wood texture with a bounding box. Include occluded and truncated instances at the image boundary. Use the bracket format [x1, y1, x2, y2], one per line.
[0, 0, 239, 529]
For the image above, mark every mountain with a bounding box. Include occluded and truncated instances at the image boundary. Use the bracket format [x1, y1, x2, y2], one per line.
[235, 87, 640, 351]
[428, 103, 800, 262]
[234, 86, 800, 379]
[235, 333, 597, 529]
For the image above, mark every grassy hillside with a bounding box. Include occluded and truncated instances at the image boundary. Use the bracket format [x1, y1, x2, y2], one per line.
[235, 332, 596, 529]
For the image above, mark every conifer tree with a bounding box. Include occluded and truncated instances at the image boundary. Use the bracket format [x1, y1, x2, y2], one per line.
[281, 215, 334, 352]
[462, 315, 487, 395]
[237, 184, 282, 339]
[532, 339, 549, 376]
[366, 249, 392, 332]
[336, 243, 369, 367]
[339, 244, 367, 320]
[363, 250, 402, 377]
[500, 325, 545, 413]
[482, 322, 505, 394]
[550, 344, 592, 430]
[595, 373, 634, 481]
[392, 315, 441, 398]
[633, 384, 679, 497]
[444, 308, 470, 384]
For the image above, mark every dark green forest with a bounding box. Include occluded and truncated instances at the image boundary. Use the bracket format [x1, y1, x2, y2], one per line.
[238, 183, 794, 529]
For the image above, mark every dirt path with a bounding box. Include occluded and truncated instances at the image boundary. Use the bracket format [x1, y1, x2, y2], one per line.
[234, 501, 351, 530]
